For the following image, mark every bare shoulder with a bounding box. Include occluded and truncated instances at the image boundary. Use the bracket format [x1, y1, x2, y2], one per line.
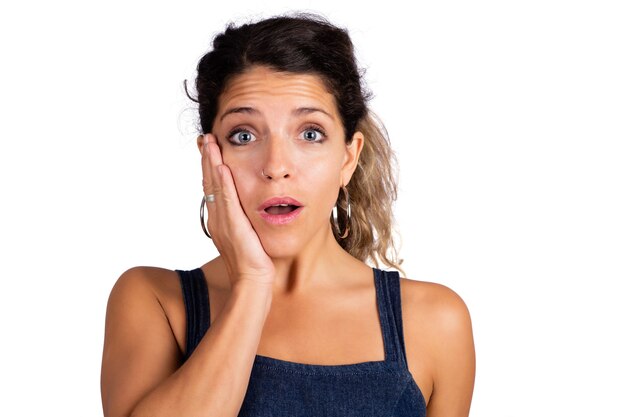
[107, 265, 187, 344]
[399, 278, 472, 336]
[399, 277, 475, 415]
[109, 266, 181, 302]
[102, 266, 187, 417]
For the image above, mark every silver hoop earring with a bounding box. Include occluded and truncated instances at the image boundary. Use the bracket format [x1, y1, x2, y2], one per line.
[200, 195, 213, 239]
[331, 185, 351, 239]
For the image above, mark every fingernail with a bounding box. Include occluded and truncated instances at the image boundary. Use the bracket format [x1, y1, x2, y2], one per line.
[203, 134, 209, 145]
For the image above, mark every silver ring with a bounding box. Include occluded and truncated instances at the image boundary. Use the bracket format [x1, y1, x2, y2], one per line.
[205, 194, 215, 203]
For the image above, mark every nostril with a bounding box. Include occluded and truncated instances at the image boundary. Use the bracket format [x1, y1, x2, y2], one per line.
[261, 170, 290, 179]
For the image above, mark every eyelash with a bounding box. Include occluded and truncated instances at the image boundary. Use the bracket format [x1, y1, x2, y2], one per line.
[225, 127, 253, 146]
[304, 125, 328, 142]
[226, 124, 328, 146]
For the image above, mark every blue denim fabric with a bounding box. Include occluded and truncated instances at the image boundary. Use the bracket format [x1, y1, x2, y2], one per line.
[178, 267, 426, 417]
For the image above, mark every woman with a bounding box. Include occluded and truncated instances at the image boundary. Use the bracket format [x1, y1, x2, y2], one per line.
[101, 13, 475, 417]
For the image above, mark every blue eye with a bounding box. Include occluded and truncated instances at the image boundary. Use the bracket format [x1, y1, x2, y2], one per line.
[301, 126, 327, 142]
[228, 129, 256, 146]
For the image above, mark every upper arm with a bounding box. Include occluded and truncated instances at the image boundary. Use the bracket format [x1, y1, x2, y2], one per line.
[424, 285, 476, 417]
[101, 267, 182, 417]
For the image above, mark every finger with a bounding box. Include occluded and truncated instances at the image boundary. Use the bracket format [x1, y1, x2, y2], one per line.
[205, 132, 221, 163]
[205, 132, 218, 145]
[200, 134, 216, 197]
[201, 134, 222, 235]
[207, 134, 224, 167]
[202, 133, 228, 238]
[203, 133, 224, 192]
[217, 164, 238, 212]
[202, 134, 222, 195]
[217, 163, 252, 240]
[207, 134, 232, 229]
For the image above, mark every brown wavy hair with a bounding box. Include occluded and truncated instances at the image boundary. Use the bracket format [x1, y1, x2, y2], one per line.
[185, 12, 405, 276]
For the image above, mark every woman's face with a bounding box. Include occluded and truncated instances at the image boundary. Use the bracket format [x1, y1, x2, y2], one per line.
[204, 66, 364, 258]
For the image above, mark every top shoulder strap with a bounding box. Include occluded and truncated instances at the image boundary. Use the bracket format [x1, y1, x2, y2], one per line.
[377, 269, 409, 369]
[176, 268, 210, 362]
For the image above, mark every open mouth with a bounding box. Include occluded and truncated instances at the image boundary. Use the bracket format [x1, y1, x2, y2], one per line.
[264, 204, 301, 215]
[258, 197, 304, 225]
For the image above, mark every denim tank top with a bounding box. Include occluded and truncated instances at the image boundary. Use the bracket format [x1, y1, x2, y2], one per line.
[177, 267, 426, 417]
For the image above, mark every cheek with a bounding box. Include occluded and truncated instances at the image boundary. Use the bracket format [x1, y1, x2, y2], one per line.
[303, 158, 343, 213]
[220, 156, 256, 205]
[221, 146, 344, 215]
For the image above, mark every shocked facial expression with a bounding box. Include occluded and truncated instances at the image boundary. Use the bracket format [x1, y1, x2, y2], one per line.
[209, 66, 363, 257]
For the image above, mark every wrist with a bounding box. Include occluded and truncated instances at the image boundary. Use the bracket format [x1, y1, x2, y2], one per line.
[232, 279, 274, 312]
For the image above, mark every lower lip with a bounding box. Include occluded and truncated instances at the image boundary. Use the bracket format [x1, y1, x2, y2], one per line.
[259, 206, 304, 225]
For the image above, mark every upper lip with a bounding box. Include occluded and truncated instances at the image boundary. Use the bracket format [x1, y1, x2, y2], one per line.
[258, 196, 304, 211]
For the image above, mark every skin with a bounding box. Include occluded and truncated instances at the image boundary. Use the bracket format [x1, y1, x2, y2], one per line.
[101, 66, 475, 417]
[204, 66, 367, 296]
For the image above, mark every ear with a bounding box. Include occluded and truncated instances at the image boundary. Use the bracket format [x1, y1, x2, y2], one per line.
[340, 131, 365, 186]
[196, 134, 205, 154]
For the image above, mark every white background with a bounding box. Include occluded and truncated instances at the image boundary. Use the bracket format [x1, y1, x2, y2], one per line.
[1, 1, 624, 416]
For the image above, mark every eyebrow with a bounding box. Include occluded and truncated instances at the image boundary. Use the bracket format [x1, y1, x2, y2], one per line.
[219, 106, 334, 122]
[220, 107, 257, 121]
[293, 107, 334, 120]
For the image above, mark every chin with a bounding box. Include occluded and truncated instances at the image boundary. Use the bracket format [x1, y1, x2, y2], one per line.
[249, 209, 330, 259]
[259, 233, 304, 259]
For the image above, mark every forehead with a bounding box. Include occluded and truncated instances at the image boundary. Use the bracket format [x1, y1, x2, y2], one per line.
[218, 66, 338, 115]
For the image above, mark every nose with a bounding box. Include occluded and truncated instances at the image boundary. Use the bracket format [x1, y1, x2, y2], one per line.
[261, 135, 291, 180]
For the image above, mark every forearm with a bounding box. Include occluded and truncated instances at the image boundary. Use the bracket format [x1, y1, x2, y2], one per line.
[129, 281, 273, 417]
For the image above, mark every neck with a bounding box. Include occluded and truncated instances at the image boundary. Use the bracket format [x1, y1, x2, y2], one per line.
[213, 226, 364, 298]
[268, 225, 350, 297]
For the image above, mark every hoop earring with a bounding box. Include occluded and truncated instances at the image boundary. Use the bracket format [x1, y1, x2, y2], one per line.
[200, 195, 212, 239]
[331, 185, 351, 239]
